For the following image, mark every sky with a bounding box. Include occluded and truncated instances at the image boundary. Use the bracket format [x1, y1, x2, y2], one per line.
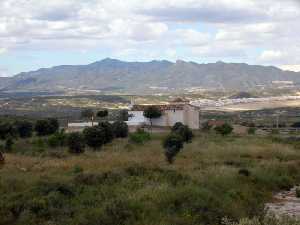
[0, 0, 300, 77]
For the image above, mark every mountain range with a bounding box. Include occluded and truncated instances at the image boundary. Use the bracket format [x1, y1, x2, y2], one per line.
[1, 58, 300, 93]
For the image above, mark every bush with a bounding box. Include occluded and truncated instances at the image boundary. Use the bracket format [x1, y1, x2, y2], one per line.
[0, 122, 17, 140]
[4, 136, 14, 152]
[215, 123, 233, 136]
[172, 124, 193, 143]
[83, 126, 105, 150]
[163, 133, 184, 164]
[67, 132, 85, 154]
[296, 188, 300, 198]
[47, 131, 67, 148]
[201, 121, 212, 132]
[247, 127, 256, 135]
[112, 121, 129, 138]
[97, 110, 108, 118]
[129, 129, 151, 144]
[238, 168, 251, 177]
[98, 122, 114, 144]
[35, 119, 59, 136]
[14, 120, 33, 138]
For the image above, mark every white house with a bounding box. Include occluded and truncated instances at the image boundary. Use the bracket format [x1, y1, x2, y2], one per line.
[128, 99, 200, 129]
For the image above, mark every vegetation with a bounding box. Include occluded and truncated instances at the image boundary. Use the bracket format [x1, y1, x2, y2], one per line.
[35, 118, 59, 136]
[14, 120, 33, 138]
[171, 122, 193, 143]
[2, 117, 300, 224]
[112, 121, 129, 138]
[215, 123, 234, 136]
[97, 109, 108, 118]
[143, 106, 162, 129]
[83, 126, 106, 150]
[163, 133, 184, 164]
[67, 132, 85, 154]
[129, 128, 151, 144]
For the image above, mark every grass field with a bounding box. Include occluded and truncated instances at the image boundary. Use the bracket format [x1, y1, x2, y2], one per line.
[1, 132, 300, 225]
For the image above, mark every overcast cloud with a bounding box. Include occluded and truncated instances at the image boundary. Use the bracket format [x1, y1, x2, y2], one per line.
[0, 0, 300, 75]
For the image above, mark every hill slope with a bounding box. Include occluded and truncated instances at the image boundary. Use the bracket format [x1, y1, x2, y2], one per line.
[1, 58, 300, 93]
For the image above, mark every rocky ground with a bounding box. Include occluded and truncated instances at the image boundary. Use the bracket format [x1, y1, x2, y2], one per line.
[266, 186, 300, 218]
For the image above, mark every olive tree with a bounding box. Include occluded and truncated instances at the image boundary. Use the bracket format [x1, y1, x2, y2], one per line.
[143, 106, 162, 130]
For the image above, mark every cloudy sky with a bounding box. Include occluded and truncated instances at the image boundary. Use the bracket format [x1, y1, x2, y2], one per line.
[0, 0, 300, 76]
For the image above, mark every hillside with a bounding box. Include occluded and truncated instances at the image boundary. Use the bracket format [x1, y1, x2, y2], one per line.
[1, 58, 300, 93]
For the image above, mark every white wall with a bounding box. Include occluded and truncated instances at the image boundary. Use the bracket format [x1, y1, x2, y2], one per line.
[128, 110, 185, 127]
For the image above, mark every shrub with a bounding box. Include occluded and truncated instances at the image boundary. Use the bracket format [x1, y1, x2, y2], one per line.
[83, 126, 105, 150]
[67, 132, 85, 154]
[14, 120, 33, 138]
[247, 127, 256, 135]
[47, 131, 66, 148]
[0, 122, 17, 140]
[98, 122, 114, 144]
[163, 133, 184, 164]
[202, 121, 212, 132]
[112, 121, 129, 138]
[296, 188, 300, 198]
[171, 122, 184, 132]
[238, 168, 251, 177]
[215, 123, 233, 136]
[35, 119, 59, 136]
[97, 110, 108, 118]
[172, 124, 193, 143]
[4, 136, 14, 152]
[129, 129, 151, 144]
[0, 151, 4, 166]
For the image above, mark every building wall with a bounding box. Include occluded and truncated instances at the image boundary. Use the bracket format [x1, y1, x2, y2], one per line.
[184, 105, 200, 129]
[129, 106, 200, 129]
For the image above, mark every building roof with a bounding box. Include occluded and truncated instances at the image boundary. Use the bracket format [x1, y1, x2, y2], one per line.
[131, 104, 185, 111]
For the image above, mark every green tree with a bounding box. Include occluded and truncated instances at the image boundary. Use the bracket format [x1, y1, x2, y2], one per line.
[172, 123, 193, 143]
[48, 118, 59, 134]
[215, 123, 233, 136]
[98, 122, 114, 144]
[112, 121, 129, 138]
[143, 106, 162, 129]
[81, 109, 95, 125]
[0, 151, 4, 166]
[97, 109, 108, 119]
[163, 133, 184, 164]
[15, 120, 33, 138]
[67, 132, 85, 154]
[47, 130, 67, 148]
[83, 126, 105, 150]
[0, 122, 17, 140]
[4, 136, 14, 152]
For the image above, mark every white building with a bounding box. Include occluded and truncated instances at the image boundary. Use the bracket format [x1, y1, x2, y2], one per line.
[128, 100, 200, 129]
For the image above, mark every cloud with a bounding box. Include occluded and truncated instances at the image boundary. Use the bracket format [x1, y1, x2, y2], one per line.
[0, 0, 299, 75]
[259, 50, 285, 62]
[0, 48, 6, 54]
[280, 65, 300, 72]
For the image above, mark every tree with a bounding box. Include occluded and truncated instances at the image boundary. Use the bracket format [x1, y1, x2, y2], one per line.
[163, 133, 184, 164]
[35, 118, 59, 136]
[173, 124, 193, 143]
[15, 120, 33, 138]
[119, 109, 131, 121]
[0, 122, 17, 140]
[48, 118, 59, 134]
[112, 121, 129, 138]
[48, 130, 67, 148]
[0, 151, 4, 166]
[81, 109, 95, 125]
[83, 126, 105, 150]
[143, 106, 162, 129]
[215, 123, 233, 136]
[97, 109, 108, 119]
[98, 122, 114, 144]
[67, 132, 85, 154]
[5, 136, 14, 152]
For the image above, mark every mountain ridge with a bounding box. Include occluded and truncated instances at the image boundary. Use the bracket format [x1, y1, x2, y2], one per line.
[1, 58, 300, 93]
